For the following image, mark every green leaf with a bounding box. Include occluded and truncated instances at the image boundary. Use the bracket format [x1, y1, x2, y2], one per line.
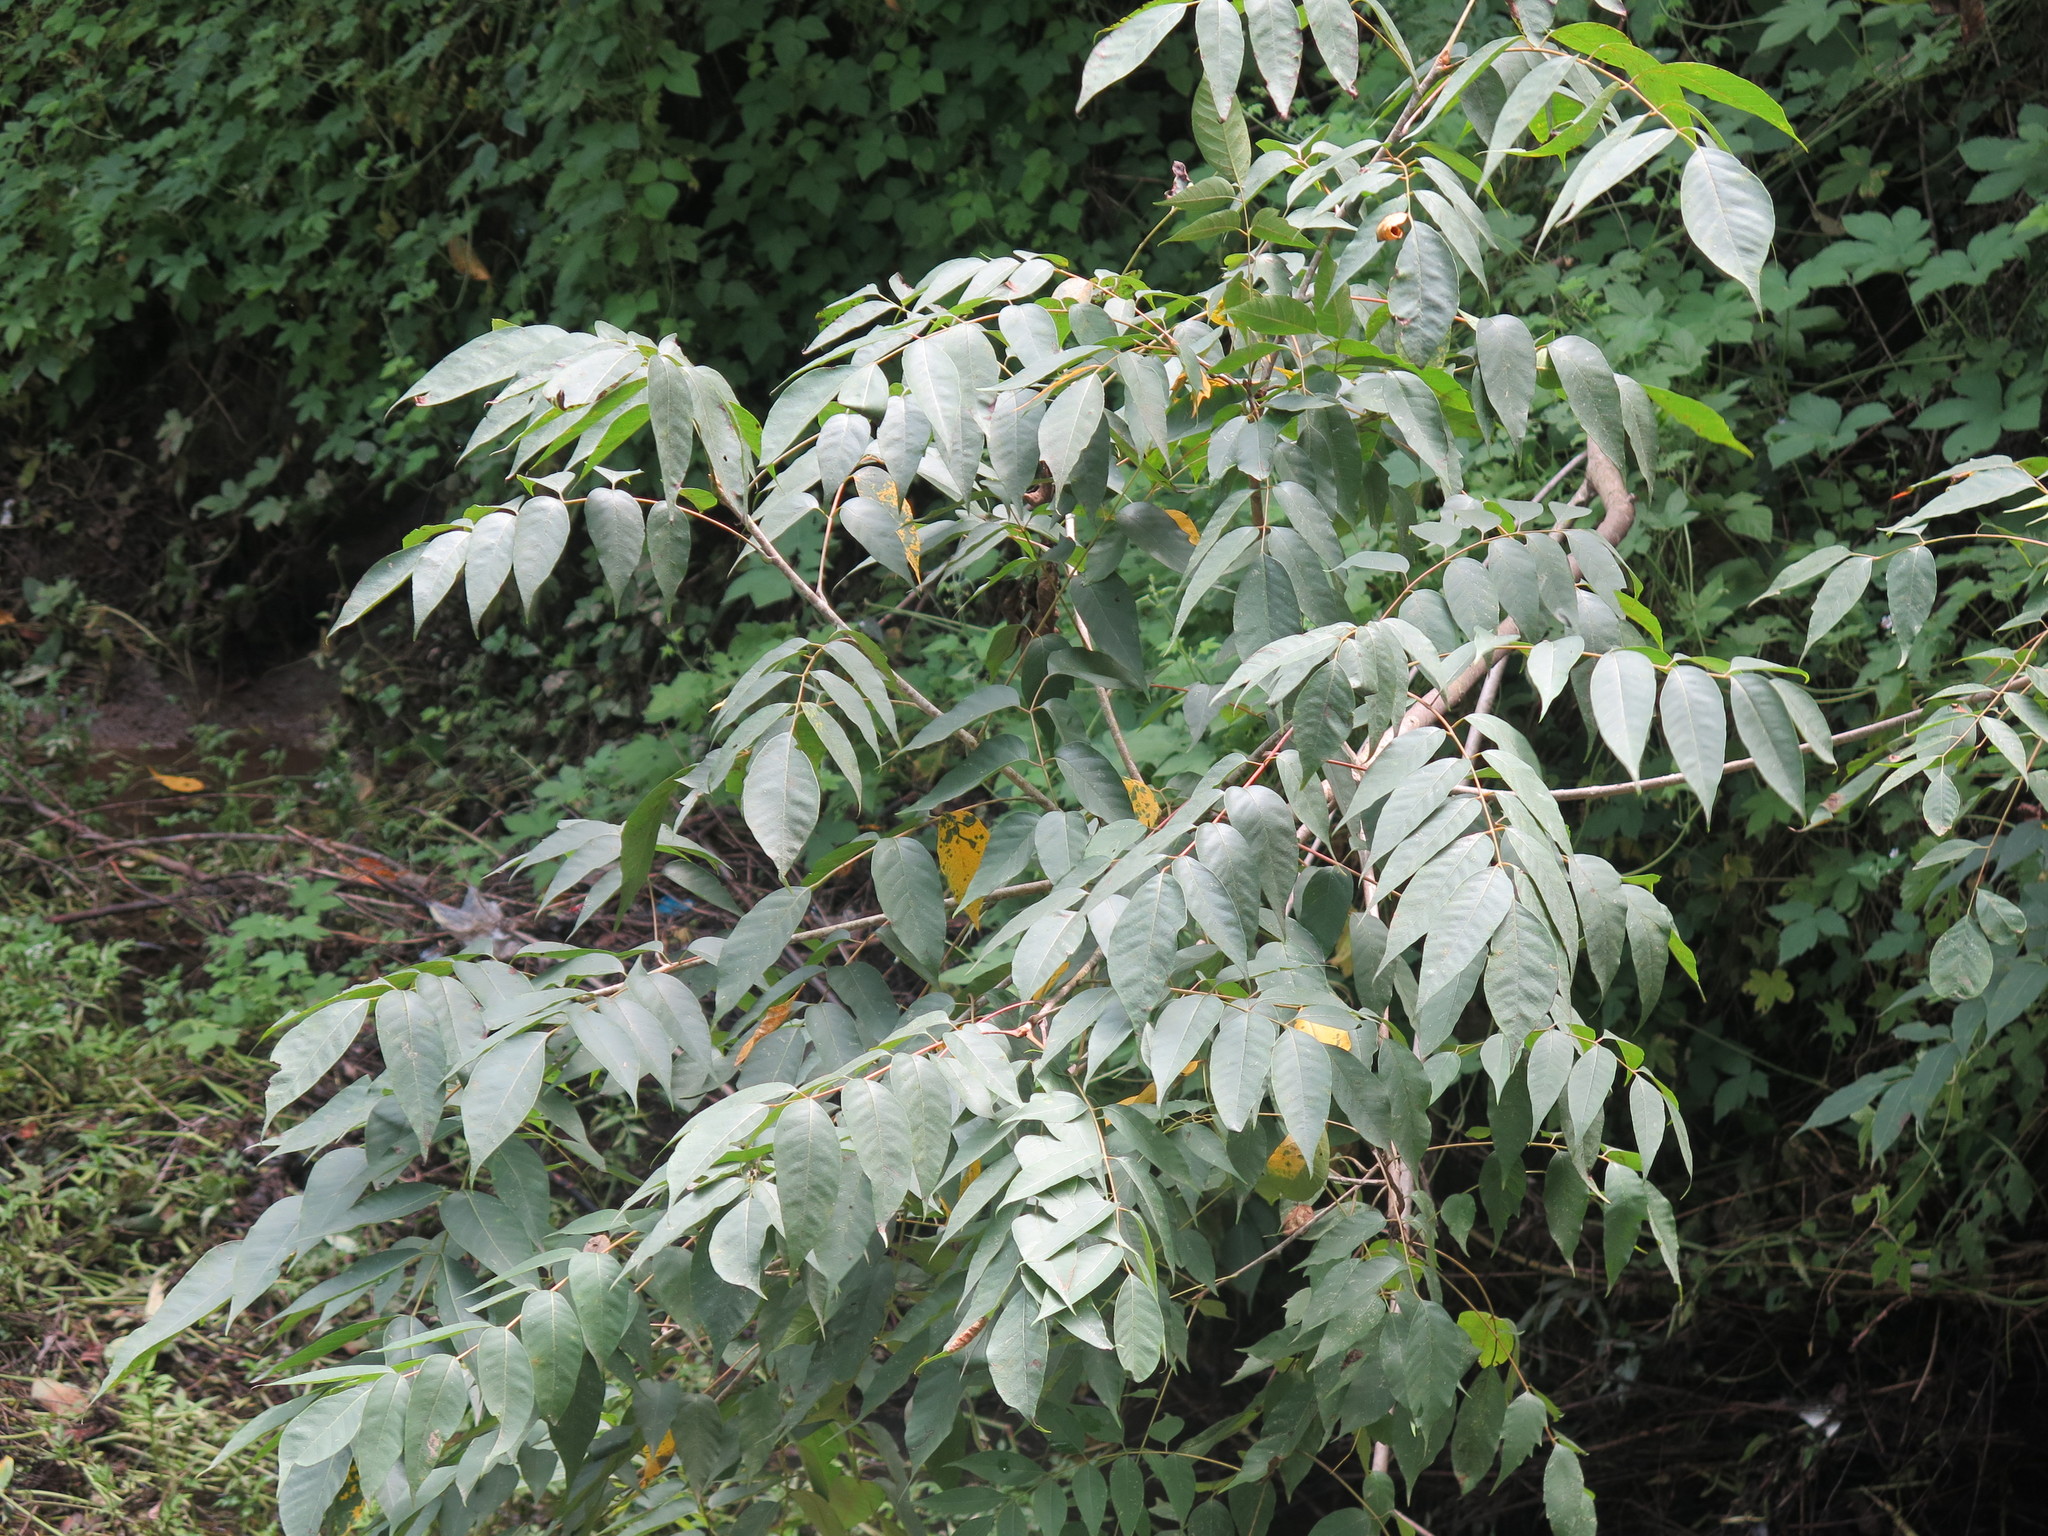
[1244, 0, 1300, 114]
[1420, 867, 1514, 1004]
[474, 1324, 536, 1443]
[1148, 994, 1224, 1100]
[1629, 1073, 1667, 1173]
[1194, 0, 1244, 123]
[1639, 383, 1752, 457]
[773, 1099, 844, 1260]
[1078, 3, 1193, 112]
[521, 1289, 585, 1420]
[907, 685, 1021, 750]
[1660, 61, 1801, 143]
[1388, 223, 1460, 364]
[1729, 673, 1805, 812]
[1304, 0, 1360, 93]
[402, 1354, 471, 1481]
[872, 836, 948, 973]
[1886, 545, 1937, 642]
[1484, 55, 1575, 184]
[374, 991, 447, 1155]
[1107, 872, 1187, 1018]
[1476, 315, 1537, 442]
[839, 1078, 915, 1214]
[1589, 650, 1657, 780]
[1114, 1272, 1165, 1379]
[462, 1032, 546, 1165]
[1176, 856, 1252, 967]
[1929, 918, 1994, 1000]
[1209, 1004, 1277, 1132]
[512, 496, 572, 617]
[1548, 335, 1629, 472]
[1268, 1025, 1335, 1157]
[713, 886, 809, 1020]
[462, 511, 516, 630]
[1041, 373, 1107, 495]
[1681, 145, 1774, 307]
[584, 487, 646, 604]
[351, 1374, 409, 1491]
[1658, 665, 1727, 817]
[333, 544, 424, 632]
[569, 1249, 633, 1361]
[1497, 1391, 1551, 1483]
[1543, 1443, 1599, 1536]
[987, 1287, 1049, 1417]
[1803, 554, 1872, 656]
[743, 725, 820, 877]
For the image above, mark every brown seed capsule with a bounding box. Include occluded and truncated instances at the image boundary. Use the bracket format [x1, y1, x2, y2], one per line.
[941, 1315, 990, 1354]
[1376, 210, 1412, 242]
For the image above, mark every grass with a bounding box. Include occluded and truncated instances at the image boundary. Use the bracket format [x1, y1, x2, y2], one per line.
[0, 912, 285, 1533]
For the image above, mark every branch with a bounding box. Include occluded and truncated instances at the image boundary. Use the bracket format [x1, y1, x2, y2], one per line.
[1451, 708, 1927, 803]
[1395, 441, 1637, 735]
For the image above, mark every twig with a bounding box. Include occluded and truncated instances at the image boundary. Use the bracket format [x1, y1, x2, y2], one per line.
[1544, 708, 1923, 801]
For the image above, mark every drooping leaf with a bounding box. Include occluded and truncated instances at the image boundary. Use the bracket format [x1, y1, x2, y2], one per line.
[1658, 665, 1727, 816]
[1681, 144, 1774, 307]
[1589, 650, 1658, 780]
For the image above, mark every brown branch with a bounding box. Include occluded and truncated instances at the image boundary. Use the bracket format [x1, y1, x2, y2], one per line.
[1543, 708, 1923, 802]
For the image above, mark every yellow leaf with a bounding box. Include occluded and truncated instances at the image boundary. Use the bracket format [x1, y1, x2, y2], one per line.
[640, 1431, 676, 1487]
[1291, 1017, 1353, 1050]
[1266, 1137, 1308, 1179]
[148, 769, 206, 793]
[1123, 778, 1166, 829]
[935, 810, 989, 919]
[446, 234, 492, 283]
[733, 1002, 793, 1066]
[1162, 507, 1200, 545]
[1119, 1082, 1159, 1105]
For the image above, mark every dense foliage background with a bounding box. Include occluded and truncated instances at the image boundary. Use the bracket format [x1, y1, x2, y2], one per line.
[2, 0, 2045, 1531]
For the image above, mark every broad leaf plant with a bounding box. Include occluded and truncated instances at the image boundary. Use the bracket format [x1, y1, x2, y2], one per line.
[108, 4, 2048, 1535]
